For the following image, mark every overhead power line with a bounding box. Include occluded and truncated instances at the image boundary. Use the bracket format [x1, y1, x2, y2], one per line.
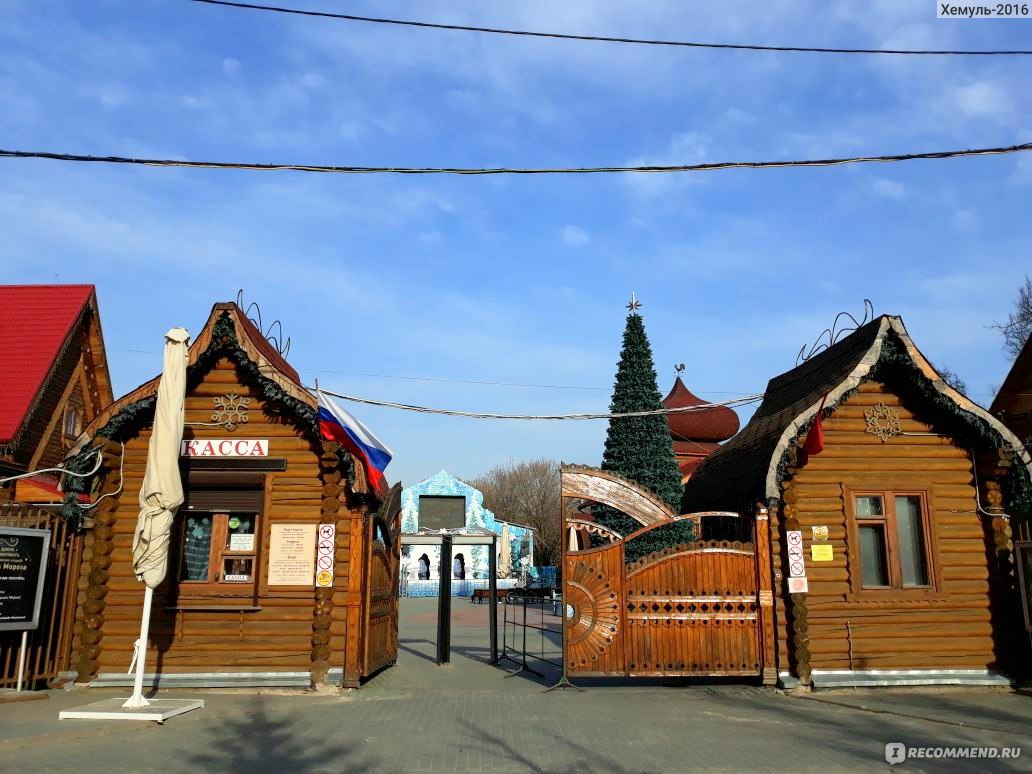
[311, 386, 763, 420]
[3, 143, 1032, 176]
[189, 0, 1032, 57]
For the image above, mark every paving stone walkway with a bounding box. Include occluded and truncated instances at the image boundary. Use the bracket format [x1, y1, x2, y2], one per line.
[2, 598, 1030, 772]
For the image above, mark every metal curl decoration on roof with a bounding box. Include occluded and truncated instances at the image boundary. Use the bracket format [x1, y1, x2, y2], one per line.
[235, 289, 292, 359]
[795, 299, 875, 366]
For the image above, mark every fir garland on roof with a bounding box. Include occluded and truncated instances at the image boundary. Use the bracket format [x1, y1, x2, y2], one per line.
[772, 331, 1032, 514]
[61, 310, 370, 523]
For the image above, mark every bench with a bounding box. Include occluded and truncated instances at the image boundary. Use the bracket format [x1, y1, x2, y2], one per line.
[471, 588, 509, 604]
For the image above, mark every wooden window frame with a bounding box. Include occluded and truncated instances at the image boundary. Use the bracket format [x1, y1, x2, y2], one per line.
[175, 510, 262, 600]
[845, 485, 942, 601]
[62, 403, 82, 443]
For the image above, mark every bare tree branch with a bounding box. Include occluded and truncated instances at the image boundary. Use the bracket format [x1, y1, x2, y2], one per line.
[990, 274, 1032, 358]
[471, 459, 561, 567]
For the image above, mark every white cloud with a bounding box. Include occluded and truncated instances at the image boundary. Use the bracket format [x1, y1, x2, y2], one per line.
[221, 57, 241, 75]
[953, 81, 1011, 119]
[952, 208, 979, 231]
[561, 225, 589, 246]
[299, 71, 329, 89]
[624, 131, 714, 199]
[871, 177, 905, 199]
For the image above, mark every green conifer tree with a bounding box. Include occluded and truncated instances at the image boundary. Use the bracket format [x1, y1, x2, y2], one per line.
[594, 302, 691, 556]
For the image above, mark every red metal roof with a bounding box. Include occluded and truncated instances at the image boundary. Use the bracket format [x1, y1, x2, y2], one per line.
[0, 285, 94, 443]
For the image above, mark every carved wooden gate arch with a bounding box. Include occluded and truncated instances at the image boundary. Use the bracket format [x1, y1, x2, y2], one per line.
[561, 465, 776, 683]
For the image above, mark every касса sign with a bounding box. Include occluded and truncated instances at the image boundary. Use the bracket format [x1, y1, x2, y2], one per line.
[0, 527, 50, 631]
[180, 439, 269, 457]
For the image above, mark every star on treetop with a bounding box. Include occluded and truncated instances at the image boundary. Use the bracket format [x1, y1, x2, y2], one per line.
[626, 291, 642, 315]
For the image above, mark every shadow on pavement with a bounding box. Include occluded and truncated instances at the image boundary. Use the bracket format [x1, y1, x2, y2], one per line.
[461, 718, 637, 773]
[186, 696, 376, 773]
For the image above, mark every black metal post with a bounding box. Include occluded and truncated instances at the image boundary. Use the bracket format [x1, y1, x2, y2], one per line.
[437, 536, 452, 665]
[488, 535, 498, 664]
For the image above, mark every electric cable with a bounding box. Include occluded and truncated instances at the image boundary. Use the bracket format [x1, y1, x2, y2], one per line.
[3, 142, 1031, 176]
[311, 385, 763, 420]
[189, 0, 1032, 57]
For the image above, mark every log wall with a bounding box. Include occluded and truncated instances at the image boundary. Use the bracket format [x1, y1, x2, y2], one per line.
[74, 357, 365, 683]
[775, 380, 998, 675]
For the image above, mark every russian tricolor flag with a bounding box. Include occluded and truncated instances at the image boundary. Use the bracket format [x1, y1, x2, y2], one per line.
[317, 391, 393, 495]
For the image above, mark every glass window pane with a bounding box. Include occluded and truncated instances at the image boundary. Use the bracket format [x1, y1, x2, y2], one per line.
[859, 525, 889, 587]
[895, 496, 929, 586]
[182, 514, 213, 581]
[856, 496, 884, 518]
[222, 557, 254, 583]
[224, 514, 256, 552]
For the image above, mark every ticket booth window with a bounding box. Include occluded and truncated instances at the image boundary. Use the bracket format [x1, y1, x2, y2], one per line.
[177, 482, 263, 595]
[180, 512, 258, 587]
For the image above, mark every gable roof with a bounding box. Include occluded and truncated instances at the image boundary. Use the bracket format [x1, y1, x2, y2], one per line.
[990, 331, 1032, 419]
[73, 301, 312, 451]
[0, 284, 97, 444]
[682, 315, 1032, 512]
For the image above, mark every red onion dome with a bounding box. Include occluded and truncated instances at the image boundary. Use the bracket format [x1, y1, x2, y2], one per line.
[662, 377, 740, 443]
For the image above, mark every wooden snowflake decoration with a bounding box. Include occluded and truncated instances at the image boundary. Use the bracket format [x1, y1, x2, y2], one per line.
[864, 402, 902, 442]
[212, 391, 251, 431]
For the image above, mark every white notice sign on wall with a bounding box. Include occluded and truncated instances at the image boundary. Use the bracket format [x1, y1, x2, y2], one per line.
[267, 523, 317, 586]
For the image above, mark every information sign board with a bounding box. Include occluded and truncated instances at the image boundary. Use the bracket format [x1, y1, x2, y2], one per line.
[0, 527, 50, 631]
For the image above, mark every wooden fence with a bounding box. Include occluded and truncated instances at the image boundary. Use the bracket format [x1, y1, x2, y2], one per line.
[0, 504, 83, 688]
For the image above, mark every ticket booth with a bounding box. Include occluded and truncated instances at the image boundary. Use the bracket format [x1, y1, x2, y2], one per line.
[64, 301, 400, 689]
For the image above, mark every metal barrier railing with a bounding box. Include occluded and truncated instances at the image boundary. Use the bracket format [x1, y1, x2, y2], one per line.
[499, 593, 563, 678]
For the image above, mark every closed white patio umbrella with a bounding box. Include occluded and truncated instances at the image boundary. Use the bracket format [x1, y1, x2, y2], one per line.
[123, 327, 189, 709]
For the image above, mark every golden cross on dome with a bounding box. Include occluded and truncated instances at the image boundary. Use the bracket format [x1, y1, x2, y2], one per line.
[626, 291, 642, 314]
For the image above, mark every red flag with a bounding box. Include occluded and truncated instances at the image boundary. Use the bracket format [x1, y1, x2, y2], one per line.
[801, 393, 828, 458]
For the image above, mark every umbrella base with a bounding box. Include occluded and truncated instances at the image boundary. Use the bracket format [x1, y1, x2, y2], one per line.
[59, 697, 203, 723]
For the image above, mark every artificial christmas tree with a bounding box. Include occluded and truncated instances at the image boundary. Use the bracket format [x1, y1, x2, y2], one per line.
[595, 296, 692, 555]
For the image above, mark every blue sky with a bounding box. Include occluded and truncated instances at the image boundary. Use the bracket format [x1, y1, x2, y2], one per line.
[3, 1, 1030, 488]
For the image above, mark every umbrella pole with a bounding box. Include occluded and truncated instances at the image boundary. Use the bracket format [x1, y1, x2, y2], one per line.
[122, 585, 154, 709]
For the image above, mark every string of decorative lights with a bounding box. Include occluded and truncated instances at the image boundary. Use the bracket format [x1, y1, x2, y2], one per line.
[189, 0, 1032, 57]
[309, 385, 764, 420]
[3, 143, 1031, 176]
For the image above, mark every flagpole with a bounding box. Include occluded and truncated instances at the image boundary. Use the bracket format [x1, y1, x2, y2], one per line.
[123, 585, 154, 708]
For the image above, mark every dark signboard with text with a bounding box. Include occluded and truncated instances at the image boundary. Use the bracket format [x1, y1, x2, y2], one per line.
[0, 527, 50, 631]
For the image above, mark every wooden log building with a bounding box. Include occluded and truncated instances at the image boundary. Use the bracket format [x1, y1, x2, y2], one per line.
[683, 315, 1032, 688]
[0, 284, 113, 504]
[63, 301, 400, 689]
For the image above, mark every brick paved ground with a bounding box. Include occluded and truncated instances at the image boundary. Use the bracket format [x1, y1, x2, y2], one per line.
[2, 598, 1031, 772]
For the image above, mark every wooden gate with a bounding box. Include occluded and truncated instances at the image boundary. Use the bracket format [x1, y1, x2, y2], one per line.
[0, 504, 83, 688]
[362, 484, 402, 677]
[561, 466, 776, 683]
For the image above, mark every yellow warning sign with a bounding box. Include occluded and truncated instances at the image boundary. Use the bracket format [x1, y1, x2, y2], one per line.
[316, 570, 333, 588]
[811, 544, 834, 562]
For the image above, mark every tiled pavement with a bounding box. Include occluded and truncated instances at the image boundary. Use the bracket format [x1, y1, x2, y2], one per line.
[2, 598, 1031, 772]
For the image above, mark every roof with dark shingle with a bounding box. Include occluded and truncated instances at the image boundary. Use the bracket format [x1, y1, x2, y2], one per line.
[682, 316, 895, 512]
[683, 314, 1032, 514]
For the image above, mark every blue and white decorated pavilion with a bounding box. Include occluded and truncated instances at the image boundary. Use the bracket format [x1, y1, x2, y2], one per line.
[400, 471, 535, 596]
